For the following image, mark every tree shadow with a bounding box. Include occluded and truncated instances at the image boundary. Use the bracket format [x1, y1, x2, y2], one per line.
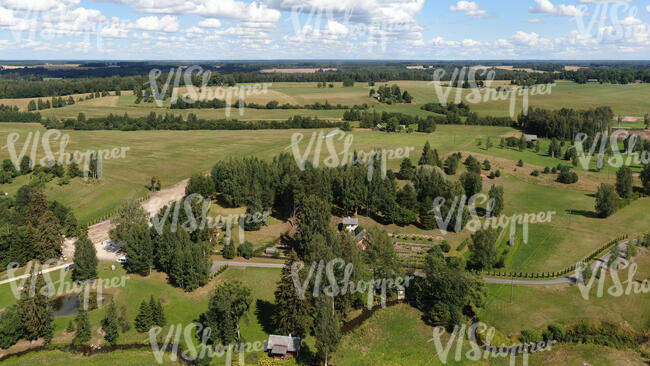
[566, 209, 599, 218]
[254, 299, 276, 335]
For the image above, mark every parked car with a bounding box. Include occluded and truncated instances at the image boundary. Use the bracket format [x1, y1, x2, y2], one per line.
[116, 257, 128, 264]
[65, 264, 74, 271]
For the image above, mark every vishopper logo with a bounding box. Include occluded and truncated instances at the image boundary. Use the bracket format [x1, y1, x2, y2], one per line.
[575, 2, 645, 43]
[431, 67, 555, 118]
[287, 129, 415, 182]
[148, 323, 264, 365]
[288, 3, 407, 52]
[146, 65, 271, 115]
[428, 322, 556, 365]
[7, 259, 130, 311]
[576, 258, 650, 300]
[1, 129, 130, 180]
[429, 193, 555, 243]
[150, 193, 271, 245]
[575, 131, 650, 170]
[290, 258, 414, 309]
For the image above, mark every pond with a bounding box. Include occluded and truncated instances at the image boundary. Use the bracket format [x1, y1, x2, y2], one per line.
[53, 293, 113, 317]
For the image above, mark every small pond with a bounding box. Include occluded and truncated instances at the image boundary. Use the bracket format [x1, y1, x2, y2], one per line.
[53, 293, 113, 317]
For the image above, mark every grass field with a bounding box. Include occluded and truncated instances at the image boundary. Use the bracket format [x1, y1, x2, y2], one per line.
[333, 303, 647, 366]
[0, 262, 282, 365]
[24, 80, 650, 121]
[0, 123, 511, 223]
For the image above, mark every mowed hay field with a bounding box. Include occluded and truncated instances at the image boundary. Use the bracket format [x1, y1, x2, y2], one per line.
[30, 80, 650, 121]
[333, 303, 647, 366]
[0, 123, 510, 223]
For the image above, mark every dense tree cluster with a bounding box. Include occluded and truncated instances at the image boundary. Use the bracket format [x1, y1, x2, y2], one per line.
[518, 107, 613, 139]
[42, 112, 345, 131]
[0, 104, 41, 122]
[0, 186, 79, 268]
[370, 84, 412, 104]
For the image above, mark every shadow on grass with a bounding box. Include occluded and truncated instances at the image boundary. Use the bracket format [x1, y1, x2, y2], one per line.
[566, 209, 600, 218]
[255, 299, 276, 335]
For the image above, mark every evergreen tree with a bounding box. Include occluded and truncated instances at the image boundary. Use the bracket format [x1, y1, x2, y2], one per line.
[73, 310, 91, 344]
[20, 156, 32, 174]
[35, 210, 63, 263]
[0, 306, 23, 349]
[397, 157, 415, 180]
[488, 185, 504, 217]
[314, 296, 341, 366]
[460, 172, 482, 197]
[72, 235, 98, 282]
[595, 183, 619, 218]
[444, 155, 459, 175]
[110, 199, 149, 249]
[615, 166, 633, 199]
[272, 250, 312, 338]
[201, 281, 251, 344]
[396, 184, 418, 211]
[123, 223, 153, 276]
[134, 300, 153, 333]
[642, 163, 650, 195]
[17, 268, 53, 340]
[151, 297, 166, 327]
[468, 228, 498, 270]
[101, 300, 119, 345]
[418, 141, 438, 166]
[244, 196, 264, 231]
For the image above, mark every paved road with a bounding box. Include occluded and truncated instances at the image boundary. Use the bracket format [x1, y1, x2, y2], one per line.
[210, 261, 284, 272]
[0, 263, 71, 286]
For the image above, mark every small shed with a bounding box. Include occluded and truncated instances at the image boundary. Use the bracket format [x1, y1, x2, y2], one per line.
[265, 334, 301, 360]
[373, 123, 383, 131]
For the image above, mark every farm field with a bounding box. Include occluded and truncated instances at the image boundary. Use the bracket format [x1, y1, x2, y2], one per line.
[22, 80, 650, 122]
[0, 123, 511, 223]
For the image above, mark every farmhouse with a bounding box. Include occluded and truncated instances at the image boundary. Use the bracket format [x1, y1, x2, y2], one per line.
[265, 334, 301, 360]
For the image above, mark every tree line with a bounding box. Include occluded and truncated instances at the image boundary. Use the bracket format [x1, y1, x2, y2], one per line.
[170, 96, 368, 111]
[0, 104, 41, 122]
[42, 112, 345, 131]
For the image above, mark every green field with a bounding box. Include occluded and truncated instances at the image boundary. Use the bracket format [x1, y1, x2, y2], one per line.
[25, 80, 650, 121]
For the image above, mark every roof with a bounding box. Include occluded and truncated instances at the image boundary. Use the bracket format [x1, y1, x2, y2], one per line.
[523, 134, 537, 142]
[266, 335, 301, 353]
[354, 229, 367, 243]
[342, 217, 358, 225]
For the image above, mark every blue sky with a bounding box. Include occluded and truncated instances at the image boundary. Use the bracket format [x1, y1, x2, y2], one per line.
[0, 0, 649, 59]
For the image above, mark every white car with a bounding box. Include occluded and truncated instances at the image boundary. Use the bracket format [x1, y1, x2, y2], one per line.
[116, 257, 128, 264]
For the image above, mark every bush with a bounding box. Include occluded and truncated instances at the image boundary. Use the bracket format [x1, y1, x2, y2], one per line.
[543, 166, 550, 174]
[440, 241, 451, 253]
[222, 242, 236, 259]
[531, 170, 540, 177]
[516, 160, 524, 167]
[237, 241, 254, 259]
[495, 170, 501, 177]
[520, 329, 541, 343]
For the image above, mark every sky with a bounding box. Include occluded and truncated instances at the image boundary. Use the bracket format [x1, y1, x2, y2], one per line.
[0, 0, 649, 60]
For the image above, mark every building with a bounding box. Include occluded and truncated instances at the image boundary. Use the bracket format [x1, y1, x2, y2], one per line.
[265, 334, 301, 360]
[373, 123, 383, 131]
[342, 216, 359, 232]
[523, 134, 537, 142]
[587, 79, 599, 83]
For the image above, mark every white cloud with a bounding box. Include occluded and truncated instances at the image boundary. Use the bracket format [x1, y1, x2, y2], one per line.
[428, 36, 460, 47]
[1, 0, 80, 11]
[193, 0, 280, 22]
[449, 1, 487, 17]
[529, 0, 586, 17]
[528, 18, 543, 23]
[326, 20, 348, 35]
[461, 38, 483, 47]
[647, 5, 650, 13]
[577, 0, 633, 3]
[198, 18, 221, 28]
[619, 16, 642, 26]
[131, 15, 179, 32]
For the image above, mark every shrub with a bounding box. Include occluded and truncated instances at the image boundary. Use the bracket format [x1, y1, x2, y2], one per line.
[440, 241, 451, 253]
[516, 160, 524, 167]
[531, 170, 540, 177]
[495, 170, 501, 177]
